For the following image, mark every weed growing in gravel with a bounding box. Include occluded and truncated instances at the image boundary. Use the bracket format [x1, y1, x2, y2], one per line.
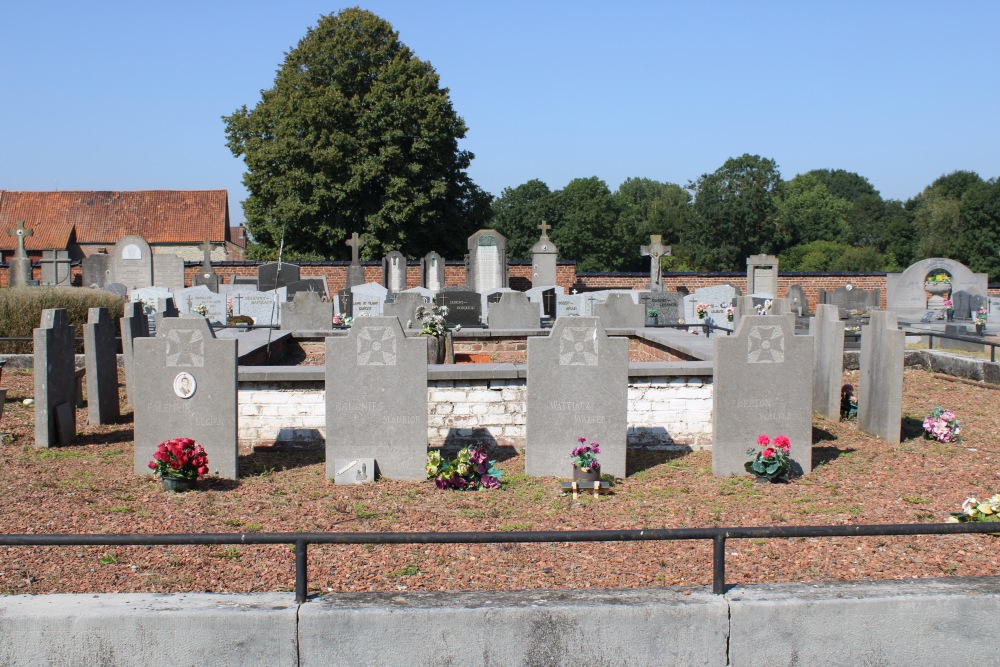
[212, 548, 241, 560]
[98, 553, 119, 565]
[388, 564, 420, 578]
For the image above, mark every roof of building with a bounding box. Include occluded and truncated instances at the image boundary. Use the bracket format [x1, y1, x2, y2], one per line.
[0, 190, 230, 251]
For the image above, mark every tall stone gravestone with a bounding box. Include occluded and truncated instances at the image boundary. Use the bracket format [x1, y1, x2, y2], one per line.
[133, 317, 238, 478]
[809, 304, 845, 421]
[40, 250, 72, 286]
[531, 221, 558, 287]
[712, 314, 813, 476]
[421, 251, 445, 291]
[6, 220, 34, 287]
[747, 254, 779, 297]
[786, 285, 810, 316]
[818, 285, 879, 317]
[112, 235, 153, 291]
[466, 229, 508, 293]
[34, 309, 76, 447]
[119, 301, 148, 407]
[257, 261, 300, 292]
[488, 292, 541, 329]
[82, 253, 112, 288]
[154, 253, 187, 293]
[526, 317, 628, 478]
[858, 310, 904, 444]
[352, 283, 388, 318]
[281, 291, 333, 330]
[436, 288, 481, 327]
[325, 316, 427, 480]
[383, 292, 430, 328]
[383, 251, 407, 292]
[640, 235, 670, 291]
[594, 292, 645, 328]
[84, 307, 120, 425]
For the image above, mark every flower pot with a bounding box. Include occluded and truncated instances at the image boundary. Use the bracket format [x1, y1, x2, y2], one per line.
[976, 323, 986, 336]
[573, 466, 601, 483]
[946, 310, 954, 322]
[161, 477, 194, 493]
[425, 334, 445, 364]
[924, 281, 952, 296]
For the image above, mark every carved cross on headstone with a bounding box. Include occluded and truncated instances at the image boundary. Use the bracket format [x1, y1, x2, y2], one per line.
[640, 235, 671, 291]
[346, 232, 364, 263]
[7, 220, 33, 258]
[538, 220, 551, 239]
[231, 292, 243, 315]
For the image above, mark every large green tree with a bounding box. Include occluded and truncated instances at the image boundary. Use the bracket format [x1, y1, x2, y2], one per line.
[223, 8, 490, 261]
[613, 178, 691, 271]
[491, 179, 557, 260]
[548, 177, 626, 272]
[684, 154, 783, 271]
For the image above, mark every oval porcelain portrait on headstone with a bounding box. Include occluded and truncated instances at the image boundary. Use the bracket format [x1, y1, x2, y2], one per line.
[173, 372, 197, 399]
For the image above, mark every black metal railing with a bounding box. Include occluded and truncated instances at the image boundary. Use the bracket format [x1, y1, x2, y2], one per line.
[2, 522, 996, 603]
[904, 329, 998, 363]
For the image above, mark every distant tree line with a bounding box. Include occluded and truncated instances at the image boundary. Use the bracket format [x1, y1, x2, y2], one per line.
[492, 155, 1000, 280]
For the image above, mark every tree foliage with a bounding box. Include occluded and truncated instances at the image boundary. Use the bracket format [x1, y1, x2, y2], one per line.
[548, 177, 626, 273]
[223, 8, 490, 261]
[490, 179, 556, 260]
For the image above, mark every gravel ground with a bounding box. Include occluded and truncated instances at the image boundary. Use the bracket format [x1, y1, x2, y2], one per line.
[0, 366, 998, 596]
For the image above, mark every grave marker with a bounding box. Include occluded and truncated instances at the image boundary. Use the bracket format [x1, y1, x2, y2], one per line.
[746, 254, 779, 297]
[33, 309, 76, 447]
[351, 283, 388, 318]
[435, 288, 481, 327]
[594, 292, 645, 328]
[488, 292, 541, 329]
[809, 304, 845, 421]
[39, 250, 71, 286]
[420, 251, 445, 291]
[153, 253, 186, 293]
[281, 291, 333, 330]
[640, 234, 670, 291]
[111, 235, 153, 291]
[6, 220, 34, 287]
[119, 301, 149, 407]
[345, 232, 366, 289]
[383, 251, 407, 292]
[531, 221, 559, 287]
[858, 310, 904, 444]
[383, 292, 430, 328]
[466, 229, 508, 293]
[84, 307, 120, 425]
[82, 253, 112, 288]
[257, 261, 300, 292]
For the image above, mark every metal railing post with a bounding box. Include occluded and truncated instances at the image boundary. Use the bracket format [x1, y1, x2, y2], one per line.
[295, 539, 308, 603]
[712, 534, 726, 594]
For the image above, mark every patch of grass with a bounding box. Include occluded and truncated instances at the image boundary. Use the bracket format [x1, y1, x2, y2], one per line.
[211, 547, 242, 560]
[903, 496, 929, 504]
[34, 448, 89, 460]
[105, 506, 131, 514]
[353, 503, 377, 519]
[387, 564, 420, 578]
[498, 522, 533, 531]
[98, 553, 119, 565]
[223, 518, 244, 527]
[246, 523, 263, 532]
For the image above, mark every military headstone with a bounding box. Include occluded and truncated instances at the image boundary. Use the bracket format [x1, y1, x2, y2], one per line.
[531, 221, 559, 287]
[84, 307, 120, 425]
[525, 317, 628, 478]
[435, 288, 481, 327]
[594, 292, 645, 328]
[712, 314, 814, 476]
[858, 310, 904, 444]
[488, 291, 541, 329]
[111, 235, 153, 291]
[257, 261, 300, 292]
[466, 229, 508, 293]
[420, 251, 445, 291]
[133, 317, 238, 478]
[809, 304, 845, 421]
[640, 234, 670, 291]
[82, 253, 112, 288]
[280, 291, 333, 330]
[383, 292, 430, 328]
[326, 316, 427, 480]
[746, 254, 779, 297]
[33, 309, 77, 447]
[351, 283, 388, 318]
[120, 301, 149, 407]
[345, 232, 366, 289]
[153, 253, 186, 293]
[39, 250, 72, 286]
[383, 251, 407, 292]
[6, 220, 34, 287]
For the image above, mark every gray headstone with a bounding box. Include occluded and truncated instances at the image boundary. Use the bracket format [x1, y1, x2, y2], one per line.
[886, 258, 987, 314]
[119, 301, 149, 407]
[231, 275, 258, 287]
[40, 250, 71, 286]
[351, 283, 388, 318]
[133, 317, 238, 478]
[33, 309, 76, 447]
[420, 252, 445, 291]
[435, 288, 481, 327]
[481, 288, 514, 324]
[786, 285, 810, 316]
[555, 293, 583, 318]
[111, 235, 153, 291]
[809, 304, 845, 421]
[325, 316, 427, 480]
[153, 253, 186, 293]
[257, 262, 300, 292]
[192, 240, 219, 292]
[818, 285, 879, 318]
[383, 292, 430, 328]
[531, 224, 559, 287]
[466, 229, 508, 293]
[858, 310, 904, 444]
[712, 314, 814, 477]
[84, 307, 121, 425]
[684, 285, 737, 324]
[284, 278, 329, 300]
[526, 285, 564, 319]
[488, 292, 541, 329]
[579, 291, 611, 317]
[230, 289, 282, 326]
[594, 292, 645, 329]
[176, 286, 227, 325]
[131, 286, 171, 311]
[383, 251, 408, 292]
[6, 220, 34, 287]
[345, 232, 366, 289]
[639, 292, 681, 326]
[280, 291, 333, 330]
[989, 297, 1000, 324]
[83, 253, 112, 288]
[970, 293, 988, 318]
[746, 254, 779, 296]
[525, 317, 628, 478]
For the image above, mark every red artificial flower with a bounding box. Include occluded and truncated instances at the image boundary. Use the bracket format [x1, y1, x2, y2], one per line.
[762, 448, 776, 459]
[773, 435, 791, 452]
[757, 434, 770, 446]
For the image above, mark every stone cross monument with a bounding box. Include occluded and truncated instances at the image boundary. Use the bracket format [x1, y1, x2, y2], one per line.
[345, 232, 366, 289]
[640, 234, 670, 292]
[192, 239, 219, 292]
[6, 220, 34, 287]
[531, 220, 559, 287]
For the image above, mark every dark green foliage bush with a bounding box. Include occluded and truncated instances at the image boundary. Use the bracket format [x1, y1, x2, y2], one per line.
[0, 287, 125, 353]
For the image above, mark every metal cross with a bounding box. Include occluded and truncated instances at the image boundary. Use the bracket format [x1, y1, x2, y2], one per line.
[346, 232, 365, 263]
[7, 220, 33, 258]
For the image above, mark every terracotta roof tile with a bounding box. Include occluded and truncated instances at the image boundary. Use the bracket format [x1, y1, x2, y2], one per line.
[0, 190, 230, 251]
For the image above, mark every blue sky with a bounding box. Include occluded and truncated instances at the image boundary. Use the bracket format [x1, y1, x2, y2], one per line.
[2, 2, 998, 225]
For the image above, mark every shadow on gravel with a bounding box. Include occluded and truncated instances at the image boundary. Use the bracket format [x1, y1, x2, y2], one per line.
[812, 426, 838, 443]
[627, 449, 691, 476]
[239, 447, 326, 476]
[812, 446, 856, 469]
[900, 416, 926, 441]
[74, 427, 134, 447]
